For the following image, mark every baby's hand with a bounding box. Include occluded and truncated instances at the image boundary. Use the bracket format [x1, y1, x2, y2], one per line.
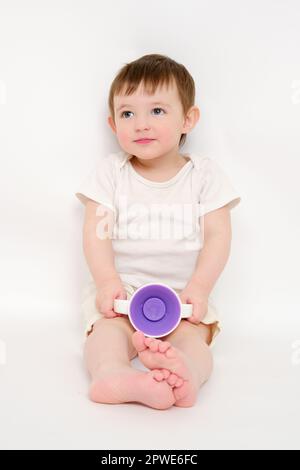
[95, 276, 127, 318]
[178, 279, 208, 324]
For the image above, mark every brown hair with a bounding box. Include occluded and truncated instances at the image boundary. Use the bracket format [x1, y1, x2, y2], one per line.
[108, 54, 196, 148]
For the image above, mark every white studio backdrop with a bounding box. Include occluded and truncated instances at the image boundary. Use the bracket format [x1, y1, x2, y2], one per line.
[0, 0, 300, 450]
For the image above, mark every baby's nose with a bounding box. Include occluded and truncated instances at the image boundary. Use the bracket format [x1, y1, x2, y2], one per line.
[134, 117, 151, 131]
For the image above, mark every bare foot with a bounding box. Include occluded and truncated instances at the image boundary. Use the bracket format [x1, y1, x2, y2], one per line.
[89, 365, 175, 410]
[132, 331, 199, 407]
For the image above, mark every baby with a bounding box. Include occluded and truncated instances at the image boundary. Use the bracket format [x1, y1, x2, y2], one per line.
[75, 53, 241, 409]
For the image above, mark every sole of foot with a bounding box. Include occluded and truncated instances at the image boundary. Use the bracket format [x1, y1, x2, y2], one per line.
[89, 366, 176, 410]
[132, 331, 199, 407]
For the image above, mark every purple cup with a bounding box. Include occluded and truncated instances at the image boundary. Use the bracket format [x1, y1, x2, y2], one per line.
[114, 282, 193, 338]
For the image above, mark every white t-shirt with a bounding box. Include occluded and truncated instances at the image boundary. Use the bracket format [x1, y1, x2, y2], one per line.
[75, 151, 241, 291]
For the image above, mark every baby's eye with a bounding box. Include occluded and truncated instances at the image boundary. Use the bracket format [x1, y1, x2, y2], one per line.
[152, 107, 165, 115]
[121, 111, 133, 119]
[120, 108, 166, 119]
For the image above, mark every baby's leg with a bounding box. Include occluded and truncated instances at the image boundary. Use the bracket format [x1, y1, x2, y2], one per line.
[84, 316, 175, 409]
[132, 321, 213, 408]
[84, 316, 137, 374]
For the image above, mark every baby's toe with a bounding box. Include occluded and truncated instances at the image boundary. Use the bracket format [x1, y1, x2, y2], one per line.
[132, 331, 147, 352]
[167, 373, 180, 386]
[152, 370, 165, 381]
[145, 337, 156, 349]
[166, 347, 177, 359]
[161, 368, 171, 379]
[145, 338, 161, 352]
[158, 341, 171, 353]
[151, 340, 162, 352]
[174, 377, 184, 388]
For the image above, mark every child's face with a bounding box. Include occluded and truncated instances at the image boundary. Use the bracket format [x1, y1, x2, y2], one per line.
[108, 81, 199, 160]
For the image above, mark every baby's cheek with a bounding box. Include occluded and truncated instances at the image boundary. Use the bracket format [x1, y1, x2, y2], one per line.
[117, 130, 130, 142]
[160, 127, 174, 140]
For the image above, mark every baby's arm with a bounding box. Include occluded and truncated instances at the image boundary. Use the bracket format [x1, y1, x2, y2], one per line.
[189, 205, 232, 296]
[83, 199, 120, 287]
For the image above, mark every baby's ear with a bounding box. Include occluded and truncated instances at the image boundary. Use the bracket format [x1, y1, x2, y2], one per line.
[183, 105, 200, 132]
[107, 115, 117, 133]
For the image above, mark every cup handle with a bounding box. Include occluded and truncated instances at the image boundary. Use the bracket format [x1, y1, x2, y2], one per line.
[114, 299, 193, 318]
[114, 299, 129, 315]
[180, 303, 193, 318]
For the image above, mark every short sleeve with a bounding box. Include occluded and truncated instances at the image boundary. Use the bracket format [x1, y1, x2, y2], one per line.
[75, 154, 118, 213]
[198, 157, 241, 216]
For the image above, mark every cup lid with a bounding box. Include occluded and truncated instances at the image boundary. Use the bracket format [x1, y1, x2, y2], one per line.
[129, 283, 181, 337]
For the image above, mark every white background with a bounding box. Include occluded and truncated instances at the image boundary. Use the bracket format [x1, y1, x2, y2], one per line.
[0, 0, 300, 450]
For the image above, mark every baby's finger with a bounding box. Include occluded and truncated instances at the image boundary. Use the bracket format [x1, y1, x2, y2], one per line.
[103, 309, 117, 318]
[100, 297, 114, 314]
[188, 315, 200, 324]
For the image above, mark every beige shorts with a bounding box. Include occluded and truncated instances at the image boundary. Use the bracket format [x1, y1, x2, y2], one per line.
[81, 280, 221, 346]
